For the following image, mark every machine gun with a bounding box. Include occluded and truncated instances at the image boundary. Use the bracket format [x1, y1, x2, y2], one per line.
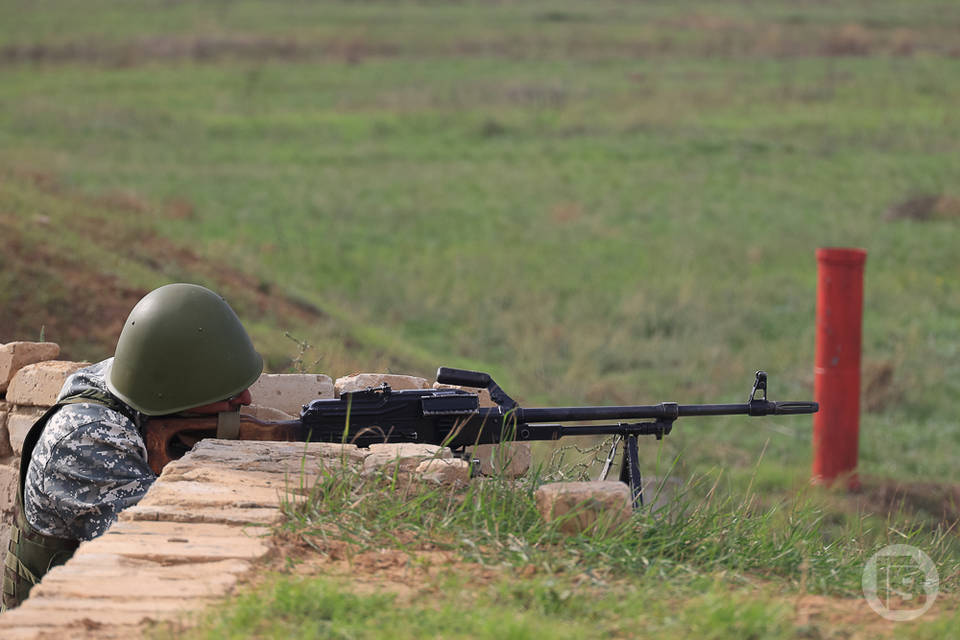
[143, 367, 817, 507]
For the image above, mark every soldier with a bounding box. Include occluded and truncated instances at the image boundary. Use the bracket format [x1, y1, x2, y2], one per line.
[2, 283, 263, 610]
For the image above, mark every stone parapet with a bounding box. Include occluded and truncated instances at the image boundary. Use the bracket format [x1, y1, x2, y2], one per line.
[0, 438, 479, 638]
[0, 439, 364, 637]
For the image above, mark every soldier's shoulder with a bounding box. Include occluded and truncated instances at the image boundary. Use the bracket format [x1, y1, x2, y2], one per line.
[43, 402, 137, 443]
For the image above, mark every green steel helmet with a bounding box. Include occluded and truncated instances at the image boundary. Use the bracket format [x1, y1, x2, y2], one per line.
[107, 283, 263, 416]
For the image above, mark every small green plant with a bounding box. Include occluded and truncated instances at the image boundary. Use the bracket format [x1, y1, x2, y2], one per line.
[283, 332, 321, 374]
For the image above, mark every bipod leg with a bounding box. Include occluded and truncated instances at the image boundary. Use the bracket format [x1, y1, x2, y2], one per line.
[618, 434, 643, 509]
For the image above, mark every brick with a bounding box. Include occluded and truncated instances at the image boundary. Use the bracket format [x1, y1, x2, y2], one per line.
[367, 442, 451, 459]
[7, 407, 46, 456]
[6, 360, 90, 407]
[415, 458, 470, 486]
[134, 475, 290, 511]
[0, 342, 60, 393]
[249, 373, 334, 416]
[167, 439, 367, 474]
[535, 481, 632, 535]
[335, 373, 429, 396]
[0, 595, 217, 628]
[118, 503, 282, 526]
[362, 442, 451, 478]
[33, 554, 251, 599]
[74, 520, 270, 563]
[159, 464, 307, 490]
[155, 465, 320, 509]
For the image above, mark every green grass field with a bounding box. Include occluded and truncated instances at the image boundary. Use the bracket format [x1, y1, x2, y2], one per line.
[2, 1, 959, 636]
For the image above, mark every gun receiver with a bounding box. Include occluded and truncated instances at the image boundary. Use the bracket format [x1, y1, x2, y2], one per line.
[143, 368, 817, 508]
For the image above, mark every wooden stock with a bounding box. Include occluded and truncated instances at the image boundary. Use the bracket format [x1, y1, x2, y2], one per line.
[143, 415, 302, 475]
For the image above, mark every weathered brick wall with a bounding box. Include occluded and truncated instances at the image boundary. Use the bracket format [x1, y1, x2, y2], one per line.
[0, 439, 474, 638]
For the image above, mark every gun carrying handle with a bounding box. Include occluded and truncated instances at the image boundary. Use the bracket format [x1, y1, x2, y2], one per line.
[436, 367, 492, 389]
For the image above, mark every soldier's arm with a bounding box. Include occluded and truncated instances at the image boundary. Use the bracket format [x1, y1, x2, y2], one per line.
[26, 408, 156, 541]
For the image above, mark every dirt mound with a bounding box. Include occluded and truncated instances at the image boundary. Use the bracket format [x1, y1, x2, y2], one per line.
[0, 171, 335, 364]
[859, 479, 960, 527]
[885, 194, 960, 222]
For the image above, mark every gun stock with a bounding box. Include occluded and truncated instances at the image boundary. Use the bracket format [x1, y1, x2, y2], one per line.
[143, 414, 302, 474]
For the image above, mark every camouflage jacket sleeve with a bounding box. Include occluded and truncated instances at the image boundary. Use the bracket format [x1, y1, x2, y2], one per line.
[24, 403, 156, 541]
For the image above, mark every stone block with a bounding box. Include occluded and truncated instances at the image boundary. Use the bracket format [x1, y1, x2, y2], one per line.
[6, 360, 90, 407]
[535, 481, 632, 535]
[118, 503, 282, 526]
[134, 474, 288, 511]
[362, 443, 451, 477]
[74, 520, 270, 563]
[0, 341, 60, 393]
[415, 458, 471, 486]
[168, 439, 367, 474]
[0, 595, 216, 628]
[8, 407, 46, 456]
[32, 553, 251, 599]
[335, 373, 429, 396]
[249, 373, 334, 417]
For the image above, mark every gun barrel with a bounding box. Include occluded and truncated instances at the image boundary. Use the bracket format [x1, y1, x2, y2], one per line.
[515, 400, 817, 423]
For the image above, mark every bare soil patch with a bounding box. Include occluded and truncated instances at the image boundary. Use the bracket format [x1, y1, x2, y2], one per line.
[0, 35, 398, 68]
[1, 170, 341, 361]
[856, 478, 960, 527]
[885, 194, 960, 222]
[2, 19, 955, 70]
[0, 217, 147, 361]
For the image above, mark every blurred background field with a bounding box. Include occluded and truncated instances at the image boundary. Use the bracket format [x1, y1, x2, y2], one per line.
[1, 0, 958, 490]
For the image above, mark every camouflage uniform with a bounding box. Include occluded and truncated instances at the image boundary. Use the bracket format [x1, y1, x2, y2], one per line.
[24, 358, 156, 541]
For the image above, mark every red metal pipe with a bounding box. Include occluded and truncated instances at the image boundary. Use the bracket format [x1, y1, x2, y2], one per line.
[812, 247, 867, 490]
